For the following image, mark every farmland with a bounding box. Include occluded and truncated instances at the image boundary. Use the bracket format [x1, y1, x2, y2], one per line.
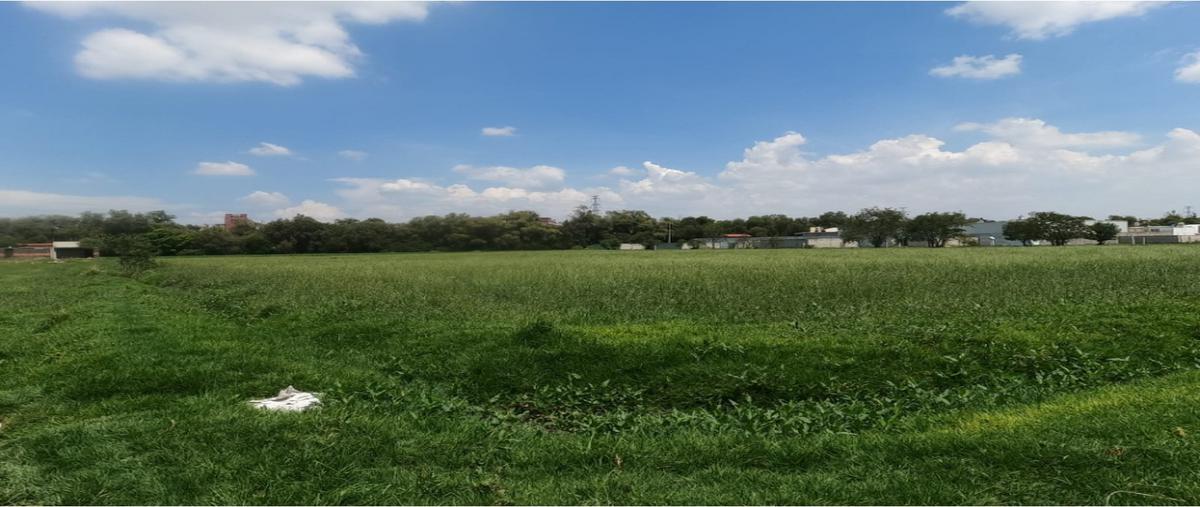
[3, 247, 1200, 504]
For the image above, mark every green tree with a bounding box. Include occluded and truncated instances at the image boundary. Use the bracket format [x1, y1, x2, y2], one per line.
[560, 206, 607, 247]
[906, 212, 970, 247]
[1108, 215, 1139, 226]
[262, 215, 328, 253]
[1002, 219, 1039, 246]
[144, 226, 193, 256]
[841, 207, 908, 248]
[1085, 222, 1120, 245]
[96, 234, 157, 275]
[1027, 211, 1088, 246]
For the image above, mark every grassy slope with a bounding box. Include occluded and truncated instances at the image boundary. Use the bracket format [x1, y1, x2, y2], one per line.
[2, 248, 1200, 504]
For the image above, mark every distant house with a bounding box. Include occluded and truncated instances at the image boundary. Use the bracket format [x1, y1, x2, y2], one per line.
[689, 229, 850, 249]
[1119, 223, 1200, 244]
[4, 241, 96, 260]
[961, 221, 1026, 246]
[618, 243, 646, 250]
[50, 241, 97, 260]
[6, 242, 52, 259]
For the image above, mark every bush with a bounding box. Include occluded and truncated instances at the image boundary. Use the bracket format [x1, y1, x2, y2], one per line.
[99, 234, 157, 276]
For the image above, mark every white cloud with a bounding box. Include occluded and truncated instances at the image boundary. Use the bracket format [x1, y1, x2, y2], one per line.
[930, 54, 1022, 80]
[240, 190, 290, 207]
[332, 177, 620, 221]
[699, 119, 1194, 218]
[946, 1, 1163, 40]
[273, 200, 345, 222]
[721, 131, 811, 182]
[194, 161, 254, 176]
[1176, 51, 1200, 83]
[608, 166, 636, 176]
[954, 118, 1140, 148]
[252, 118, 1199, 222]
[29, 2, 430, 85]
[620, 161, 719, 196]
[0, 189, 168, 216]
[248, 142, 292, 156]
[452, 164, 566, 189]
[481, 126, 518, 137]
[339, 149, 368, 161]
[380, 178, 439, 193]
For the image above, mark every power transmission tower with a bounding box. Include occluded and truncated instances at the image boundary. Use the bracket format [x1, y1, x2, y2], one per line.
[590, 195, 601, 214]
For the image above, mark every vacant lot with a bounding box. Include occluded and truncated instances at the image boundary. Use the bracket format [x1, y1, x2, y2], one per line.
[3, 247, 1200, 504]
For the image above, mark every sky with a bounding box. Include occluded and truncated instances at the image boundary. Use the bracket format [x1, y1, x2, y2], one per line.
[1, 1, 1199, 224]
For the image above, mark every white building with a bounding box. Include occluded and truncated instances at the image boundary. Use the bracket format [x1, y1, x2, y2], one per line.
[1119, 223, 1200, 244]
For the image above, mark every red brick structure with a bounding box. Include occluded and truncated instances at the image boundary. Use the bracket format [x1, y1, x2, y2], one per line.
[9, 243, 52, 258]
[224, 213, 249, 232]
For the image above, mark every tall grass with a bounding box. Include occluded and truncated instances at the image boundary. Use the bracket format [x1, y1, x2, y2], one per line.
[3, 247, 1200, 503]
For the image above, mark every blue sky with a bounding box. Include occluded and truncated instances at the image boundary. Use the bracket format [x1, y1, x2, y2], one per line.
[2, 1, 1199, 223]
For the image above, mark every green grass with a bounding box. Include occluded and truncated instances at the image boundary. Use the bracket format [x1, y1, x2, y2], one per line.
[3, 247, 1200, 504]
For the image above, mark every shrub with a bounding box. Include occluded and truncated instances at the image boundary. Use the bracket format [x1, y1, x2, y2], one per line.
[98, 234, 157, 276]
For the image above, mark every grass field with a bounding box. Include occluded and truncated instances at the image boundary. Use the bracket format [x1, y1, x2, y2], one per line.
[4, 247, 1200, 504]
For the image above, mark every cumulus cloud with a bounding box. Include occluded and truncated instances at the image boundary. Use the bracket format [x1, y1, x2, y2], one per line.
[29, 2, 430, 85]
[954, 118, 1140, 149]
[240, 190, 290, 207]
[0, 189, 167, 216]
[481, 126, 518, 137]
[332, 177, 620, 221]
[273, 200, 345, 222]
[248, 142, 292, 156]
[701, 119, 1194, 218]
[946, 1, 1162, 40]
[620, 162, 719, 196]
[931, 54, 1022, 79]
[339, 149, 368, 161]
[453, 164, 566, 189]
[194, 161, 254, 176]
[275, 118, 1199, 221]
[1176, 51, 1200, 83]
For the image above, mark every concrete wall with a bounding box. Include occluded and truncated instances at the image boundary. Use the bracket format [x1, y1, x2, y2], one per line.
[1118, 234, 1200, 244]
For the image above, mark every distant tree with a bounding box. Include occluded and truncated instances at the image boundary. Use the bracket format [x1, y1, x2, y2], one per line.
[1002, 219, 1039, 246]
[96, 234, 157, 275]
[560, 206, 607, 247]
[674, 216, 717, 241]
[842, 207, 908, 247]
[606, 210, 658, 247]
[189, 226, 237, 255]
[906, 212, 970, 247]
[1025, 211, 1088, 246]
[1108, 215, 1139, 226]
[816, 211, 849, 229]
[1085, 222, 1120, 245]
[262, 215, 328, 253]
[144, 226, 193, 256]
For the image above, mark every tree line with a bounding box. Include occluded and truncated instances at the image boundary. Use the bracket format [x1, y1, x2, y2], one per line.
[2, 206, 1196, 256]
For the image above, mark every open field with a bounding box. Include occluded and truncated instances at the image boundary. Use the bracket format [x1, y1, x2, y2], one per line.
[4, 247, 1200, 504]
